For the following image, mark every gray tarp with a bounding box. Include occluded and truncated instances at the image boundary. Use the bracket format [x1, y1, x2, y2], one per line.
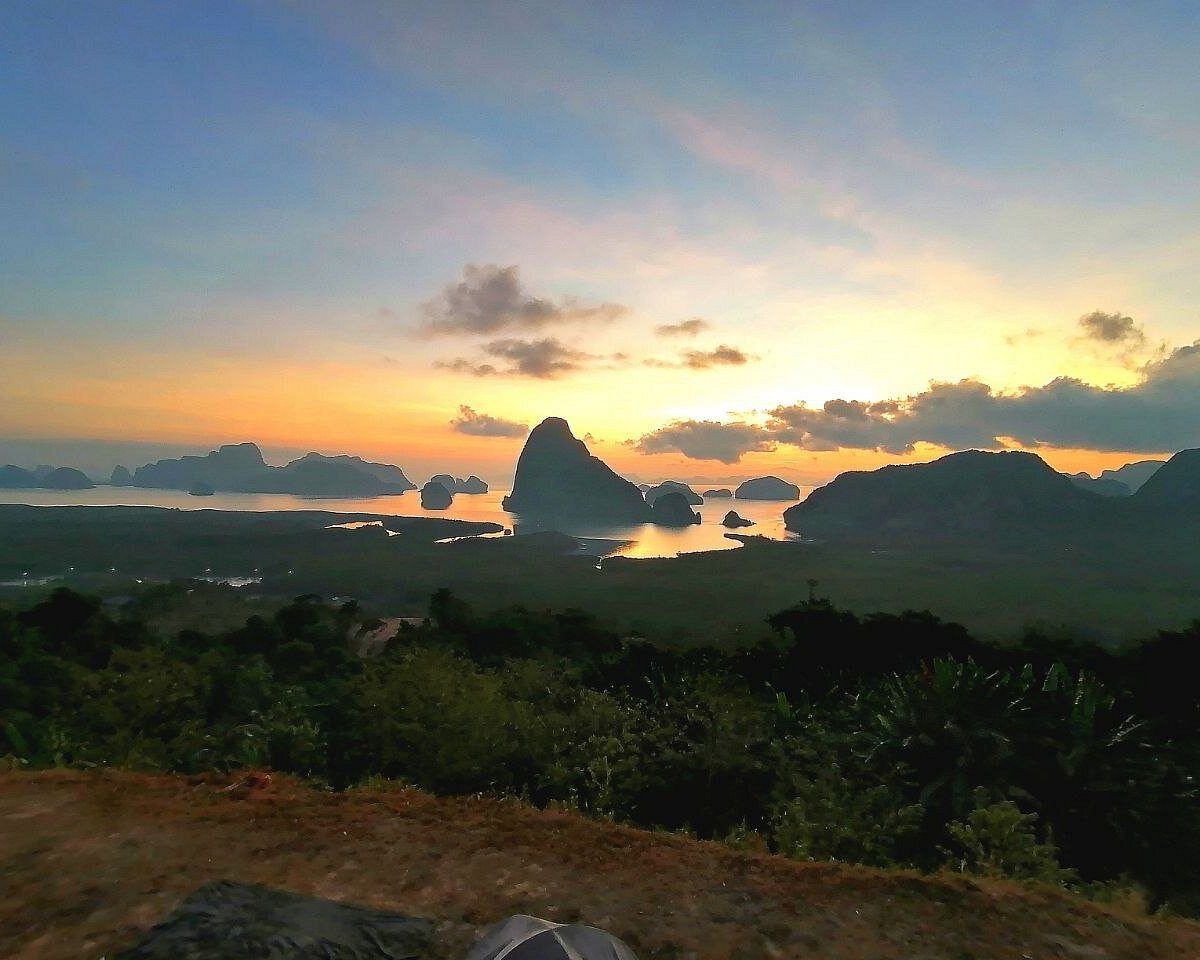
[115, 880, 433, 960]
[465, 915, 638, 960]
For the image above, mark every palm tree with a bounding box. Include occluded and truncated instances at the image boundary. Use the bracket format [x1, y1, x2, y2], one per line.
[862, 659, 1028, 830]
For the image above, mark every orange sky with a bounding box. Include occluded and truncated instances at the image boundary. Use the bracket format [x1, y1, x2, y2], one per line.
[4, 4, 1199, 487]
[0, 329, 1176, 488]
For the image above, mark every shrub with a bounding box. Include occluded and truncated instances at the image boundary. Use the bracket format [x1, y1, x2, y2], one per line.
[941, 794, 1075, 884]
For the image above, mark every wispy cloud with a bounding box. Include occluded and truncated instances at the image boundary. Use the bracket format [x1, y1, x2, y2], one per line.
[644, 344, 755, 370]
[421, 264, 627, 336]
[1004, 328, 1043, 347]
[448, 405, 528, 438]
[437, 337, 597, 379]
[682, 345, 752, 369]
[654, 318, 710, 338]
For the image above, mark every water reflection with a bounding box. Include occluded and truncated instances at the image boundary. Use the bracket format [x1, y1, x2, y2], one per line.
[434, 531, 511, 544]
[1, 487, 802, 560]
[326, 520, 402, 536]
[505, 502, 794, 559]
[0, 574, 63, 588]
[197, 575, 262, 587]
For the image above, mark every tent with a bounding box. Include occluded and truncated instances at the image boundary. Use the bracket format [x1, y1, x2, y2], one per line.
[465, 915, 638, 960]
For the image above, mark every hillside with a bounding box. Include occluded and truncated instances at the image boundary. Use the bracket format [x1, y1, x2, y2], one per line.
[3, 770, 1197, 960]
[1132, 448, 1200, 509]
[784, 450, 1108, 541]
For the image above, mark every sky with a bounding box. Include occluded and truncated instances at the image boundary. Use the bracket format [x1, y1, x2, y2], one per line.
[3, 0, 1200, 486]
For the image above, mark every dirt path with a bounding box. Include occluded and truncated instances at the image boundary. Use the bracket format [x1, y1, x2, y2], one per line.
[2, 770, 1196, 959]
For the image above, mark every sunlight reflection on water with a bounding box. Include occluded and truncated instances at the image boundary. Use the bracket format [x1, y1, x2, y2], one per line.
[0, 487, 804, 559]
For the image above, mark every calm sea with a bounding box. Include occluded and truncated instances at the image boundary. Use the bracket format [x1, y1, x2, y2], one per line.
[0, 487, 803, 559]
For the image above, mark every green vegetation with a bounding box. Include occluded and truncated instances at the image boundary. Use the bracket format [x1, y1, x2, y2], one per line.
[3, 583, 1199, 916]
[5, 503, 1200, 642]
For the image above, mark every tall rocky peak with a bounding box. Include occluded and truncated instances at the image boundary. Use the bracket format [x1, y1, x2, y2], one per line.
[502, 417, 650, 522]
[528, 417, 584, 455]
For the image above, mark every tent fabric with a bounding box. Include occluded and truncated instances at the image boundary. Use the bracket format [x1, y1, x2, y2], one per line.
[114, 880, 433, 960]
[466, 914, 638, 960]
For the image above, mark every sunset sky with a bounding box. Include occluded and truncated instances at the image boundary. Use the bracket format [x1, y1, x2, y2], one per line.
[3, 1, 1200, 486]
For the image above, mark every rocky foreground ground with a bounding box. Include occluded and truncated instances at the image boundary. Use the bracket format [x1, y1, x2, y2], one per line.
[2, 770, 1197, 960]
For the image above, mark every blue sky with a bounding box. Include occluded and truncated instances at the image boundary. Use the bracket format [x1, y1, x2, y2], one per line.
[3, 0, 1199, 482]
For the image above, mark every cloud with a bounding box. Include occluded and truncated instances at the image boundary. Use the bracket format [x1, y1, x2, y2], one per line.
[654, 318, 711, 338]
[768, 342, 1200, 453]
[437, 358, 501, 377]
[644, 344, 755, 370]
[421, 264, 627, 336]
[437, 337, 596, 379]
[449, 405, 529, 438]
[682, 345, 752, 369]
[632, 420, 777, 464]
[630, 340, 1200, 460]
[1078, 310, 1145, 346]
[1004, 328, 1043, 346]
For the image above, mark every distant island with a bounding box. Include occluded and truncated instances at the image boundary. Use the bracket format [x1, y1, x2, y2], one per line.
[645, 481, 703, 505]
[735, 476, 801, 500]
[123, 443, 421, 498]
[430, 474, 489, 495]
[0, 465, 94, 491]
[420, 480, 454, 510]
[648, 490, 701, 526]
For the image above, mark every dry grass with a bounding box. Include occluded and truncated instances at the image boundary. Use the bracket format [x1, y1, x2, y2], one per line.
[2, 769, 1197, 959]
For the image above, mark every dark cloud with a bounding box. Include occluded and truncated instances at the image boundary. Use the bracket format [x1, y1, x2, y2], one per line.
[1078, 310, 1145, 345]
[632, 420, 777, 464]
[437, 337, 596, 379]
[767, 342, 1200, 452]
[630, 341, 1200, 461]
[644, 344, 755, 370]
[421, 264, 627, 336]
[654, 318, 711, 338]
[448, 405, 529, 438]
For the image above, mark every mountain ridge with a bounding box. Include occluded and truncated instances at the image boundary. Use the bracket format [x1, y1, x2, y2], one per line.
[785, 449, 1112, 540]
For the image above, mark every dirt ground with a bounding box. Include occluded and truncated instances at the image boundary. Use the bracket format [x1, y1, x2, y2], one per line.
[2, 769, 1197, 959]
